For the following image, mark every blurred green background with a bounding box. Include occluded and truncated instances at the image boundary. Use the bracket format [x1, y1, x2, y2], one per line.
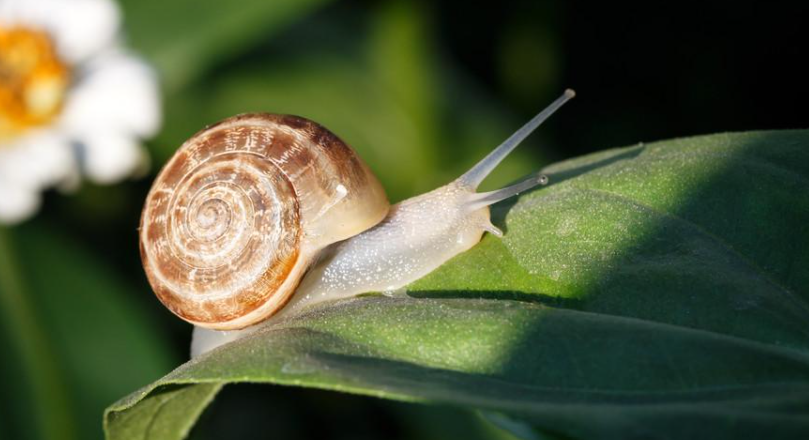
[1, 1, 807, 439]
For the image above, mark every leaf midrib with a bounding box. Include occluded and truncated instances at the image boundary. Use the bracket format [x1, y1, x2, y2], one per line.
[155, 297, 809, 383]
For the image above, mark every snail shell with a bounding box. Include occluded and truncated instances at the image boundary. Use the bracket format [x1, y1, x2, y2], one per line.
[139, 114, 388, 330]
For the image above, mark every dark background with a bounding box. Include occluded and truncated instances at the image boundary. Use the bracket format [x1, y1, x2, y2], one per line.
[2, 1, 807, 439]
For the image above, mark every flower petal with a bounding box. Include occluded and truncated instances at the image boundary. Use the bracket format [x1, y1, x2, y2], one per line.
[0, 130, 75, 190]
[62, 51, 162, 138]
[75, 130, 143, 184]
[0, 0, 121, 63]
[0, 179, 40, 224]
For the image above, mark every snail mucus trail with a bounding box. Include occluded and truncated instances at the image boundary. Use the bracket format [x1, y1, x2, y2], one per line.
[139, 90, 575, 357]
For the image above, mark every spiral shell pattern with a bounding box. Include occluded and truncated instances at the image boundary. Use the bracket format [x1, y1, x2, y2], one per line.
[140, 114, 389, 329]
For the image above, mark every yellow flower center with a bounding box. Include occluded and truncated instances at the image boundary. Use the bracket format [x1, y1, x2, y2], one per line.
[0, 26, 70, 141]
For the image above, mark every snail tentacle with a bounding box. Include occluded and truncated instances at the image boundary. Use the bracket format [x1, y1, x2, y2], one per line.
[458, 89, 575, 189]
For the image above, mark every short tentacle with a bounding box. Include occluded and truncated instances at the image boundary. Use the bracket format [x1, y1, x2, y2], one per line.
[464, 172, 549, 212]
[480, 221, 504, 238]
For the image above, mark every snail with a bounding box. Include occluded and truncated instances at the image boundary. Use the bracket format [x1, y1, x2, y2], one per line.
[139, 89, 575, 357]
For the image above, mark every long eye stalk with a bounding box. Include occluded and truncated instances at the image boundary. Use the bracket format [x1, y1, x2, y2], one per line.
[457, 89, 575, 190]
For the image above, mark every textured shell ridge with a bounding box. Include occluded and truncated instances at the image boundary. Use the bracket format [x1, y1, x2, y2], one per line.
[139, 113, 389, 329]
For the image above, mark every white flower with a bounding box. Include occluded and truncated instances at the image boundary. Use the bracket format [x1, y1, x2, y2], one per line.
[0, 0, 161, 224]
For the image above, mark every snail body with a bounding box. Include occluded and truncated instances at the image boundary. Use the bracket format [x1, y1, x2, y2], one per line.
[289, 181, 499, 308]
[139, 90, 575, 357]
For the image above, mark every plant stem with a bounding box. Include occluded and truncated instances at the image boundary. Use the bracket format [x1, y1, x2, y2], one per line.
[0, 226, 76, 440]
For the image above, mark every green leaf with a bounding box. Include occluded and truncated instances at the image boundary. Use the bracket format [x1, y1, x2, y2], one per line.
[0, 223, 177, 440]
[106, 383, 222, 440]
[105, 130, 809, 440]
[118, 0, 333, 91]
